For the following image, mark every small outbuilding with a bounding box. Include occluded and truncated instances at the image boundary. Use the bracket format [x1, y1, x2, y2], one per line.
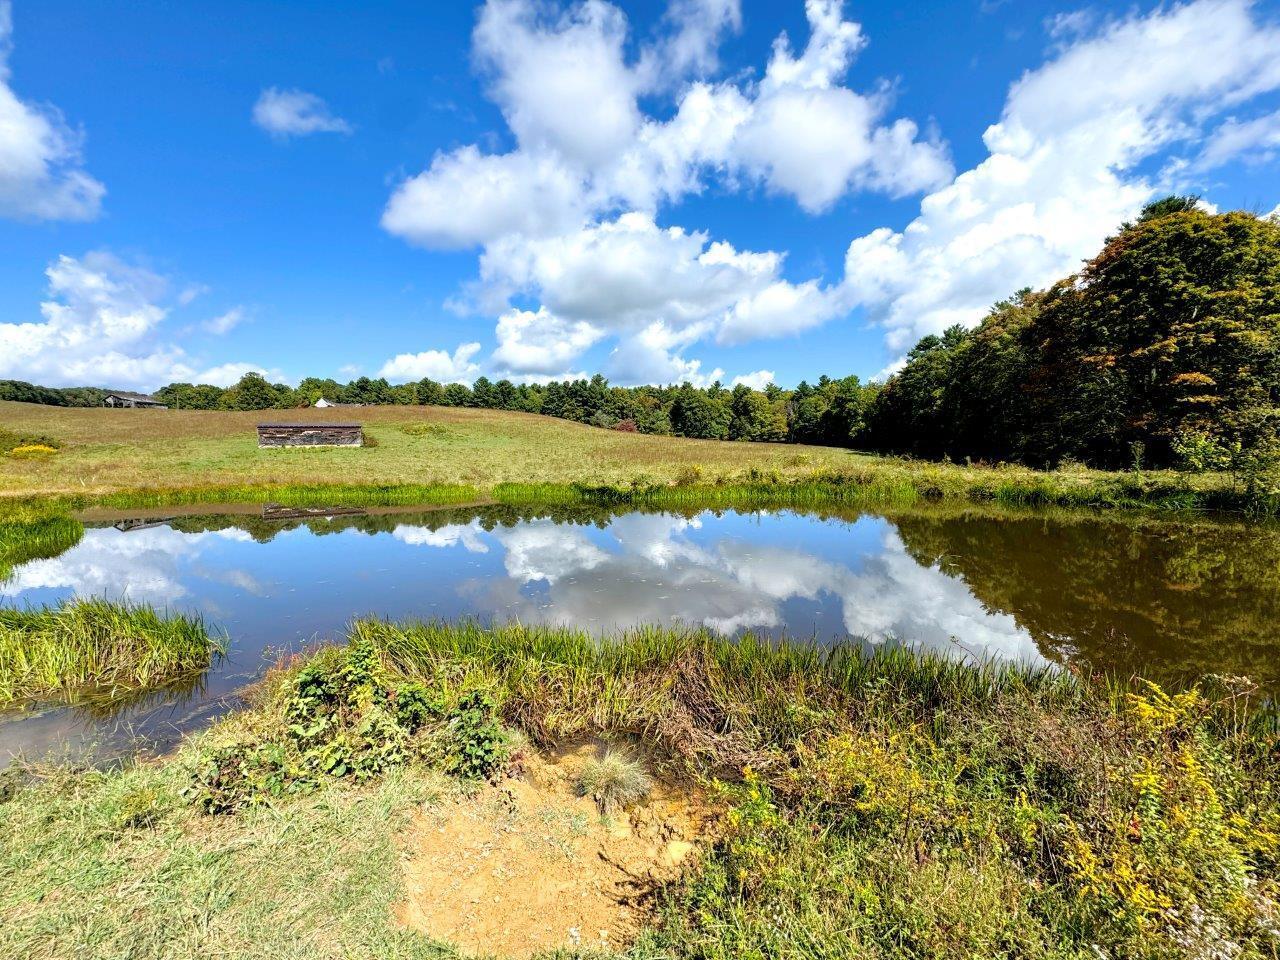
[103, 391, 168, 409]
[257, 423, 363, 448]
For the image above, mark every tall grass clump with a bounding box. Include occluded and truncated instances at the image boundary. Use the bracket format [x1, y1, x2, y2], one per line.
[0, 599, 221, 704]
[577, 748, 653, 814]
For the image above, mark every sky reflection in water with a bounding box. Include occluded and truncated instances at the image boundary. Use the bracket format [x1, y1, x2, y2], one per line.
[3, 505, 1277, 762]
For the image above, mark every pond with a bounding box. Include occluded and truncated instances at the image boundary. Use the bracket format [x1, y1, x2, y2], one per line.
[3, 502, 1279, 763]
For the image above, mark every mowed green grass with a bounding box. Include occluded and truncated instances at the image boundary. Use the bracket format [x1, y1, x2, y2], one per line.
[0, 401, 860, 496]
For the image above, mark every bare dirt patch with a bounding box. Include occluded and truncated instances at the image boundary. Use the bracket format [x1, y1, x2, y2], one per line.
[395, 743, 714, 957]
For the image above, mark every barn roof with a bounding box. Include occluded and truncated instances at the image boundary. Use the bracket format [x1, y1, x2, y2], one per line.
[257, 423, 362, 428]
[105, 391, 162, 402]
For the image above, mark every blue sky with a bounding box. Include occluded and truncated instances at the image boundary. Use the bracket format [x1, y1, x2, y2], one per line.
[2, 0, 1279, 392]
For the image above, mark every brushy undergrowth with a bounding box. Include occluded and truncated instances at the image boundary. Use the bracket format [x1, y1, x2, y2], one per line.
[0, 427, 59, 455]
[0, 599, 221, 704]
[185, 634, 508, 813]
[3, 621, 1279, 959]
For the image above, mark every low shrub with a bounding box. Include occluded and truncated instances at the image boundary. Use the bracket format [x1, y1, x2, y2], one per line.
[0, 428, 59, 453]
[674, 463, 704, 486]
[398, 421, 455, 439]
[184, 636, 510, 813]
[577, 748, 652, 814]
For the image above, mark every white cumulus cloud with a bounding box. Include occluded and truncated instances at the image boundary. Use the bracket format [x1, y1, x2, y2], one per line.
[492, 307, 603, 377]
[0, 1, 103, 220]
[731, 369, 774, 390]
[0, 252, 273, 390]
[842, 0, 1280, 354]
[378, 342, 483, 383]
[194, 362, 284, 388]
[382, 147, 587, 249]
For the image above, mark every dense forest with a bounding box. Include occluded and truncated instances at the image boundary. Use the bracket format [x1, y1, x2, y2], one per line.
[865, 198, 1280, 469]
[5, 199, 1277, 469]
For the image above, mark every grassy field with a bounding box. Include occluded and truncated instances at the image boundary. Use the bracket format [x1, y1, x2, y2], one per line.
[0, 400, 1261, 515]
[0, 401, 858, 494]
[2, 620, 1277, 959]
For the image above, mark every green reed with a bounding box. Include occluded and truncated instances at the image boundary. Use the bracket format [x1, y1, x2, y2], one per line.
[0, 599, 223, 704]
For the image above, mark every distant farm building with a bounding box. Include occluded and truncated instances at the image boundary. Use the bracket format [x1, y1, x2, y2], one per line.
[103, 391, 168, 409]
[257, 423, 363, 447]
[315, 398, 363, 408]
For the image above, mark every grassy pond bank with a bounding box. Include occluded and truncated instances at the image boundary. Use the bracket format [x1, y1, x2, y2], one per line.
[2, 619, 1278, 959]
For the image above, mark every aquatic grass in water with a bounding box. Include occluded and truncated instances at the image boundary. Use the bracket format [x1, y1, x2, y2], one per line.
[0, 599, 222, 704]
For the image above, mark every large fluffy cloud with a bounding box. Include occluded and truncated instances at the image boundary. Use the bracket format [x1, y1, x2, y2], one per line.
[0, 252, 273, 390]
[479, 212, 844, 381]
[386, 0, 947, 242]
[491, 307, 602, 377]
[382, 147, 587, 249]
[473, 0, 642, 168]
[842, 0, 1280, 353]
[0, 0, 103, 220]
[381, 0, 946, 382]
[382, 0, 1280, 385]
[377, 342, 482, 383]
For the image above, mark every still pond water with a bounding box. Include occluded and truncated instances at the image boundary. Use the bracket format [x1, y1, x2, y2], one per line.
[2, 503, 1278, 762]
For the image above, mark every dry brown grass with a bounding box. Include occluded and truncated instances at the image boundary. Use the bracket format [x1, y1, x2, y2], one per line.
[0, 401, 859, 497]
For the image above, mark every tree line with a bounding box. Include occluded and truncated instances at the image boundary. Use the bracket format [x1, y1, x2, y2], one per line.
[0, 369, 877, 447]
[158, 371, 877, 447]
[862, 198, 1280, 470]
[5, 198, 1277, 468]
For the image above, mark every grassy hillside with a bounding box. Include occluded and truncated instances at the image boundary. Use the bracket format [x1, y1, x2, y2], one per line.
[0, 401, 858, 496]
[0, 400, 1261, 515]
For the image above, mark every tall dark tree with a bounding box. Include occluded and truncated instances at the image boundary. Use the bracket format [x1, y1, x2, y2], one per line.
[219, 372, 283, 411]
